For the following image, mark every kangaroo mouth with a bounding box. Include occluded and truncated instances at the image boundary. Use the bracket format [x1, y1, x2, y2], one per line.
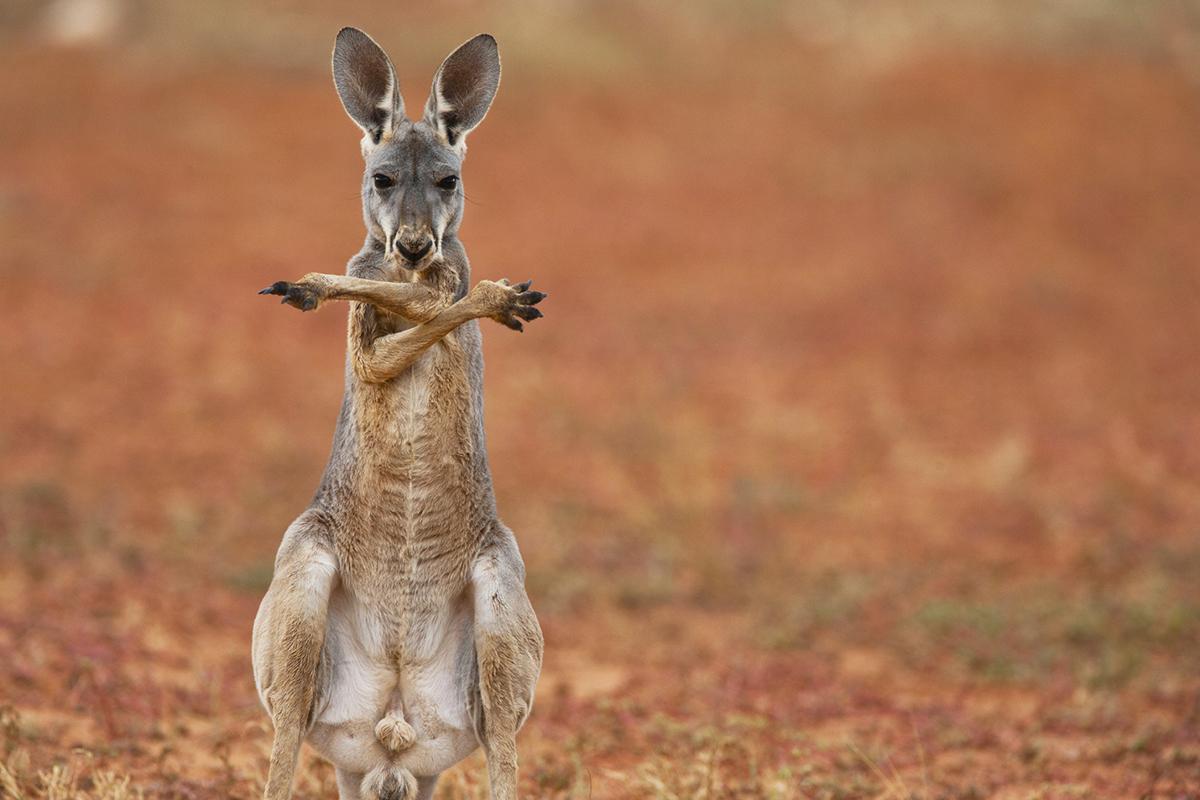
[395, 240, 433, 266]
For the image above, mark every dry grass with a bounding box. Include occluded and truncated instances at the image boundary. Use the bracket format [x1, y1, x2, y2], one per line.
[2, 4, 1199, 799]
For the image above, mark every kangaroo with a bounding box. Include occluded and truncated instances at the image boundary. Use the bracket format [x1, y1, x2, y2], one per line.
[251, 28, 545, 800]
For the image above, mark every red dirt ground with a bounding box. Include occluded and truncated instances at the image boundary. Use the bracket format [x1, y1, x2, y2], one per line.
[1, 18, 1198, 800]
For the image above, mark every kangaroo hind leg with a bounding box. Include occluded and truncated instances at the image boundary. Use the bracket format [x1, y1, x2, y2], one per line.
[251, 511, 339, 800]
[471, 538, 544, 800]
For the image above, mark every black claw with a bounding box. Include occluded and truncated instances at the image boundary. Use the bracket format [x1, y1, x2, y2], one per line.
[261, 281, 289, 296]
[517, 290, 546, 305]
[513, 305, 543, 321]
[501, 316, 524, 332]
[514, 280, 532, 293]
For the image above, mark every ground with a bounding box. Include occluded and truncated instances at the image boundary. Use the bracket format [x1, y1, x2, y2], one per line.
[0, 8, 1198, 799]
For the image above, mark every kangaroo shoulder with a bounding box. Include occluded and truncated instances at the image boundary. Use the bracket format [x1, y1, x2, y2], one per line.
[347, 244, 388, 279]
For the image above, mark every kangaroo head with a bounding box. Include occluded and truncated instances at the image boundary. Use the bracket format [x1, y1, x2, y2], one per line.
[332, 28, 500, 271]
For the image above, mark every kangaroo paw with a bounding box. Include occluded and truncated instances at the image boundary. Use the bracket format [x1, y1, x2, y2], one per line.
[258, 280, 323, 312]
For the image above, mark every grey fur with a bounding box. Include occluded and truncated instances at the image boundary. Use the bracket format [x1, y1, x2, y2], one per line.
[252, 28, 544, 800]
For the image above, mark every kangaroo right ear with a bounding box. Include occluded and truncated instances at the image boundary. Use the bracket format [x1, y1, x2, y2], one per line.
[423, 34, 500, 152]
[332, 27, 405, 143]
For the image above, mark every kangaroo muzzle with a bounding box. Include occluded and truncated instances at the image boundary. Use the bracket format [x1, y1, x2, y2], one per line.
[394, 232, 434, 266]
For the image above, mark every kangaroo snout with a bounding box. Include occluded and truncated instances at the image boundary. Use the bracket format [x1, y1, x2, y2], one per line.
[394, 231, 434, 265]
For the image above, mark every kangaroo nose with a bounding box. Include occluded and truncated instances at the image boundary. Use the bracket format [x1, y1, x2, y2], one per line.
[394, 235, 433, 264]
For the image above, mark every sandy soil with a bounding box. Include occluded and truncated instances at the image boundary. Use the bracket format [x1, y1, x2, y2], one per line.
[0, 22, 1198, 800]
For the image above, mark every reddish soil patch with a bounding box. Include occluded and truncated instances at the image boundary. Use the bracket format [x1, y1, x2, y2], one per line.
[1, 25, 1198, 800]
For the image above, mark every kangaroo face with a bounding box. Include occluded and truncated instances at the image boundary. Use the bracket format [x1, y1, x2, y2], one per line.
[332, 28, 500, 273]
[363, 123, 463, 270]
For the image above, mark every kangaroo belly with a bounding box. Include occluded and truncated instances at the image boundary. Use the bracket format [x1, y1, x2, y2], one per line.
[312, 331, 488, 777]
[308, 586, 480, 779]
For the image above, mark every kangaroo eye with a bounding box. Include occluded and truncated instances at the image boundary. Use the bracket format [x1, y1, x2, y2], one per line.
[437, 175, 459, 191]
[372, 173, 396, 190]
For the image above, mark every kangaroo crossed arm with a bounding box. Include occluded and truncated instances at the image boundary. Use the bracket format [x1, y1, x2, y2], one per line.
[261, 274, 545, 328]
[260, 273, 546, 384]
[260, 273, 449, 322]
[351, 279, 544, 383]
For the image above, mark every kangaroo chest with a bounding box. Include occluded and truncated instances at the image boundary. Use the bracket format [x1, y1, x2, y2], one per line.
[337, 341, 482, 618]
[365, 341, 475, 499]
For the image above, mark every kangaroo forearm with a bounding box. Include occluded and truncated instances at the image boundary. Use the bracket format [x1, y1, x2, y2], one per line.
[353, 300, 479, 383]
[311, 273, 448, 322]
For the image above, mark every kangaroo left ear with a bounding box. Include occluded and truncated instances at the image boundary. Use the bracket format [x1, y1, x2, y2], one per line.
[423, 34, 500, 152]
[332, 27, 405, 144]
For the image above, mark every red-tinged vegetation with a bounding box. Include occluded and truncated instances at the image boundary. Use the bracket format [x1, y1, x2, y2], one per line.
[1, 12, 1199, 800]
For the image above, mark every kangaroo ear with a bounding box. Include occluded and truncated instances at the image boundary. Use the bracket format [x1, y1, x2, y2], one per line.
[423, 34, 500, 151]
[332, 27, 405, 142]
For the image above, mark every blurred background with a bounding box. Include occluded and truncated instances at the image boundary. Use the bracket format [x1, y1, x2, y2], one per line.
[1, 1, 1199, 798]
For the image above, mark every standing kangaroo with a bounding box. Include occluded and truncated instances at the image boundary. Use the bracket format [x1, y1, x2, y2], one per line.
[251, 28, 545, 800]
